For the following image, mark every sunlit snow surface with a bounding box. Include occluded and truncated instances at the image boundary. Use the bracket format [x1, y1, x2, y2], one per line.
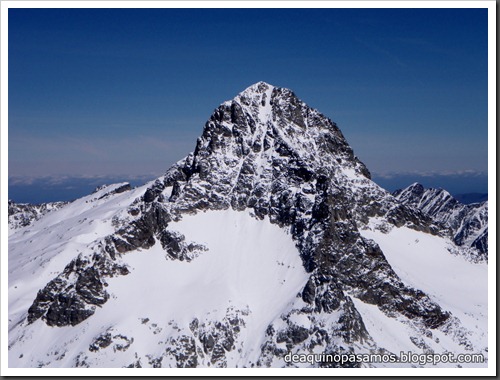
[8, 201, 308, 368]
[8, 183, 147, 326]
[8, 190, 489, 368]
[358, 218, 488, 367]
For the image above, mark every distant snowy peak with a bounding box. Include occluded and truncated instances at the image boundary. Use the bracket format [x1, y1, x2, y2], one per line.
[393, 183, 488, 258]
[393, 182, 457, 223]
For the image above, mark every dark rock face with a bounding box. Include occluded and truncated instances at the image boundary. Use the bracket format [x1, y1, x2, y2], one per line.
[138, 307, 249, 368]
[165, 336, 198, 368]
[472, 229, 488, 253]
[97, 183, 132, 200]
[159, 230, 207, 261]
[89, 333, 113, 352]
[92, 182, 131, 194]
[393, 183, 488, 259]
[88, 331, 134, 353]
[27, 252, 128, 326]
[188, 308, 247, 367]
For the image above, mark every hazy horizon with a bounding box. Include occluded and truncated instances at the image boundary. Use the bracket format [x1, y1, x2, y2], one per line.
[8, 8, 489, 203]
[8, 170, 488, 205]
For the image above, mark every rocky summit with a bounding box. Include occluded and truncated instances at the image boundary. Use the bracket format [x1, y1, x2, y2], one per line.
[8, 82, 488, 368]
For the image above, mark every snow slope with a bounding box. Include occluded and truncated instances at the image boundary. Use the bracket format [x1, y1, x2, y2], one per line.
[8, 183, 146, 330]
[9, 207, 308, 368]
[358, 218, 488, 367]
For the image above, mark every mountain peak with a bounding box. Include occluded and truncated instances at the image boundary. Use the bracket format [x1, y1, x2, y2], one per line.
[409, 182, 424, 189]
[240, 81, 275, 95]
[191, 82, 372, 190]
[9, 82, 488, 368]
[232, 81, 275, 112]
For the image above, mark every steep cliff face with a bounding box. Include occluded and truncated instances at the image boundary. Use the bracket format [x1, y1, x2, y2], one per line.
[8, 82, 487, 368]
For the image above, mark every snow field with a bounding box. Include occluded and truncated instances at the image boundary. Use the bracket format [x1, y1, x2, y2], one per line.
[9, 209, 309, 368]
[357, 219, 487, 366]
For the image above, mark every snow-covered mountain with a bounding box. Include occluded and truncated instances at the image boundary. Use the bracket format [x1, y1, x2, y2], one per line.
[393, 183, 488, 260]
[8, 82, 488, 369]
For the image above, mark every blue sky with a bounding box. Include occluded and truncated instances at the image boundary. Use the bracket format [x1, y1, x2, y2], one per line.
[8, 7, 489, 201]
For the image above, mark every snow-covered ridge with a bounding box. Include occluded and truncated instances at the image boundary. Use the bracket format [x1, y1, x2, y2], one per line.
[8, 183, 133, 231]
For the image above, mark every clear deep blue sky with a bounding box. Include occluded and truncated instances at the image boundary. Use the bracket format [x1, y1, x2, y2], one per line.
[8, 7, 488, 202]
